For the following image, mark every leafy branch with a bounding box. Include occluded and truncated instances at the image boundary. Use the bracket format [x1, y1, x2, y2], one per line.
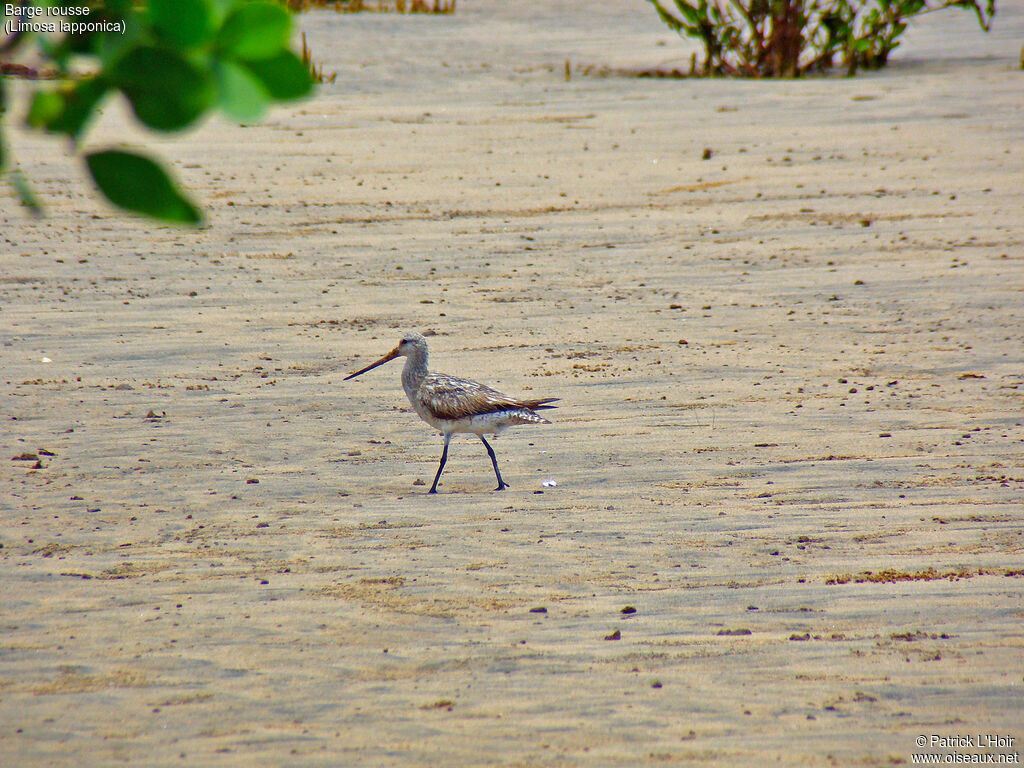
[1, 0, 313, 223]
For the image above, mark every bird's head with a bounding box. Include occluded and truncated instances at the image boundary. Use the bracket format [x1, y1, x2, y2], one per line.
[344, 331, 427, 380]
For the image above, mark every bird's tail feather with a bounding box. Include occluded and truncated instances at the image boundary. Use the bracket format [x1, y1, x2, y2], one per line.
[526, 397, 559, 410]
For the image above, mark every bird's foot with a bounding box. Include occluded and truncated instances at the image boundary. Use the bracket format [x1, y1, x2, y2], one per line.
[494, 482, 509, 491]
[428, 487, 438, 494]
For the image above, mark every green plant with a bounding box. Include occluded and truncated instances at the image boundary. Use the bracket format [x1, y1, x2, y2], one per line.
[646, 0, 995, 77]
[1, 0, 313, 223]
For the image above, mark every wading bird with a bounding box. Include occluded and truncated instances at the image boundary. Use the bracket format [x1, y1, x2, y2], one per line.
[344, 332, 557, 493]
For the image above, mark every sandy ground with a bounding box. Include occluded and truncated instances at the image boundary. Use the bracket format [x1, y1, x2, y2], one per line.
[2, 1, 1023, 765]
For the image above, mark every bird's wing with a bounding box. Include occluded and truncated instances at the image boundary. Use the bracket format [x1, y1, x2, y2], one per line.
[420, 373, 532, 421]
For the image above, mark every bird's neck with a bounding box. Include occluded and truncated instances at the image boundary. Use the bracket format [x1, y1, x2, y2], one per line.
[401, 349, 428, 393]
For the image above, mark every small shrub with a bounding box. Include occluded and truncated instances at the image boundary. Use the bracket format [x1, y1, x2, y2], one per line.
[646, 0, 996, 77]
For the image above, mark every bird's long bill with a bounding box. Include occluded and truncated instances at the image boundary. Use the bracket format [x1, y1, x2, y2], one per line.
[343, 346, 400, 380]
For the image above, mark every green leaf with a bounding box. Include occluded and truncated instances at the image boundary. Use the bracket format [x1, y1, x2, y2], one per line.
[86, 150, 202, 224]
[646, 1, 683, 34]
[107, 0, 133, 11]
[215, 59, 270, 121]
[95, 11, 150, 69]
[676, 2, 702, 28]
[242, 51, 312, 101]
[217, 2, 292, 61]
[113, 47, 215, 131]
[149, 0, 214, 48]
[53, 78, 109, 139]
[28, 91, 66, 130]
[11, 170, 44, 216]
[28, 78, 109, 140]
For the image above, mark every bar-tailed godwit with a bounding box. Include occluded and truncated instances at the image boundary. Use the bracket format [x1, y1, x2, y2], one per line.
[344, 332, 557, 493]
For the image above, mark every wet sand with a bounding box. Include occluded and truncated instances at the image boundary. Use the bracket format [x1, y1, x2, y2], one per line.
[2, 1, 1023, 765]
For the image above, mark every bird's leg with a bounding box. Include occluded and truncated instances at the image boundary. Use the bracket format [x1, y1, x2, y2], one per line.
[480, 435, 509, 491]
[429, 434, 451, 494]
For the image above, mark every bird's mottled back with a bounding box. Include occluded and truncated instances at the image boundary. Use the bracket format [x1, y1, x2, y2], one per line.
[419, 373, 556, 422]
